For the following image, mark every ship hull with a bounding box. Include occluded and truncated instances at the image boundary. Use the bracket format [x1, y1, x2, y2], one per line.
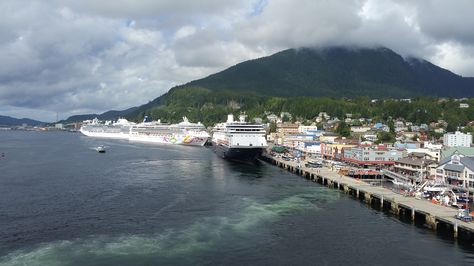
[79, 128, 130, 139]
[213, 143, 263, 162]
[129, 134, 208, 146]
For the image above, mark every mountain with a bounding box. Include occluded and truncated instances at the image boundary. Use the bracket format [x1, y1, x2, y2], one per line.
[64, 107, 139, 123]
[123, 46, 474, 125]
[0, 115, 46, 126]
[183, 46, 474, 98]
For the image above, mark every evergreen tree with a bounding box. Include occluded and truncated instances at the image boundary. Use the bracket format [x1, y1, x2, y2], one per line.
[336, 121, 351, 137]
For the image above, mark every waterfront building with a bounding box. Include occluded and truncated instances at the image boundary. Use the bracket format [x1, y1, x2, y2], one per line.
[303, 141, 322, 156]
[392, 153, 438, 183]
[394, 141, 441, 161]
[436, 152, 474, 191]
[443, 131, 472, 147]
[283, 134, 316, 150]
[279, 126, 323, 152]
[341, 144, 406, 168]
[276, 122, 299, 135]
[321, 141, 358, 161]
[441, 147, 474, 160]
[271, 122, 300, 145]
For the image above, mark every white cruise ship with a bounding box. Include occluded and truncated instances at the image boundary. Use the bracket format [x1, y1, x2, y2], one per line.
[79, 118, 135, 139]
[129, 117, 209, 146]
[212, 114, 267, 162]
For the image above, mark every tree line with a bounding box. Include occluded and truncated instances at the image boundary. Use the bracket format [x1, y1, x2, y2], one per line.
[129, 88, 474, 132]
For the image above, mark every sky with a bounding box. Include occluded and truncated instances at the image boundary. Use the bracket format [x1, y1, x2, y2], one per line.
[1, 0, 474, 122]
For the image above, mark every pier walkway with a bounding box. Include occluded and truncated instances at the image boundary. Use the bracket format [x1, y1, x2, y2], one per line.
[261, 154, 474, 241]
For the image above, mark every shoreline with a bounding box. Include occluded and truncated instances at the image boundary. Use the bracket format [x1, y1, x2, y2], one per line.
[260, 152, 474, 243]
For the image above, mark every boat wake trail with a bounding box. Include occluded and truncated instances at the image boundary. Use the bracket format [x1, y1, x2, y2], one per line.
[0, 189, 339, 266]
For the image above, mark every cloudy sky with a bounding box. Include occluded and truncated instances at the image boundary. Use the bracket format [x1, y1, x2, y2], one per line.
[1, 0, 474, 122]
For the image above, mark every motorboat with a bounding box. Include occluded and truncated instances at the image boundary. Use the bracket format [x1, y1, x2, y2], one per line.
[390, 178, 413, 189]
[423, 183, 448, 193]
[96, 145, 106, 153]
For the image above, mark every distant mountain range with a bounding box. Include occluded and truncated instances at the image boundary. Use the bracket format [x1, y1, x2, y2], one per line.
[63, 107, 138, 123]
[0, 115, 46, 126]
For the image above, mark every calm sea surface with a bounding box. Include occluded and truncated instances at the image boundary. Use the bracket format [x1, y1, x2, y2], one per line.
[0, 131, 473, 265]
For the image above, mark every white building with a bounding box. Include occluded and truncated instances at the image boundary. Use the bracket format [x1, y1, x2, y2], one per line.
[436, 153, 474, 190]
[299, 125, 318, 134]
[443, 131, 472, 147]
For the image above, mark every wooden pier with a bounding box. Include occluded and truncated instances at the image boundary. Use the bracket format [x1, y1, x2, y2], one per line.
[261, 154, 474, 242]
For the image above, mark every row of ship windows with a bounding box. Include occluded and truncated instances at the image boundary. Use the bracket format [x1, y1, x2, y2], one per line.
[228, 135, 259, 137]
[233, 129, 262, 131]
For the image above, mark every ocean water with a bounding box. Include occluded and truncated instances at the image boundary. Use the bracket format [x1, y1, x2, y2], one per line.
[0, 131, 473, 265]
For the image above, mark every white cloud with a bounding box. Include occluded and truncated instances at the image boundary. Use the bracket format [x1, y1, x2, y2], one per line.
[237, 0, 362, 50]
[430, 42, 474, 77]
[0, 0, 473, 121]
[174, 26, 197, 40]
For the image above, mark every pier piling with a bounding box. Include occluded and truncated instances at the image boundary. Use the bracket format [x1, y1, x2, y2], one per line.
[261, 154, 474, 243]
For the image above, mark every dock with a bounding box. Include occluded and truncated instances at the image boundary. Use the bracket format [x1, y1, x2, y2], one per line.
[261, 154, 474, 242]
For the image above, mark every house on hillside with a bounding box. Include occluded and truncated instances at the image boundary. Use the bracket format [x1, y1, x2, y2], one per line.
[266, 113, 279, 123]
[373, 123, 390, 133]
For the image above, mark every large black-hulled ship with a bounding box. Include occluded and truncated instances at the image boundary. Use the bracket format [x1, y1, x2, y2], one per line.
[211, 114, 267, 163]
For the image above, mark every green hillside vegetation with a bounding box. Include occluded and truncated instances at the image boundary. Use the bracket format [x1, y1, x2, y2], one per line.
[127, 86, 474, 132]
[185, 47, 474, 98]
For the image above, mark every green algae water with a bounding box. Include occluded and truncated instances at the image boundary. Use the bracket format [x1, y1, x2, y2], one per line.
[0, 131, 473, 265]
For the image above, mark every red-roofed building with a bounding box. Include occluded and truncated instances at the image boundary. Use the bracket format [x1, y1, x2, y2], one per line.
[342, 144, 407, 168]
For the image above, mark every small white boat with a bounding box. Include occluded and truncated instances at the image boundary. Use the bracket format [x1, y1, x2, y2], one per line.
[96, 145, 106, 153]
[423, 183, 448, 193]
[390, 179, 412, 188]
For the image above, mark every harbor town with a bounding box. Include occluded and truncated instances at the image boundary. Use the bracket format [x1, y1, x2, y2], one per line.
[4, 1, 474, 264]
[258, 109, 474, 239]
[8, 107, 474, 230]
[62, 108, 474, 242]
[33, 105, 474, 233]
